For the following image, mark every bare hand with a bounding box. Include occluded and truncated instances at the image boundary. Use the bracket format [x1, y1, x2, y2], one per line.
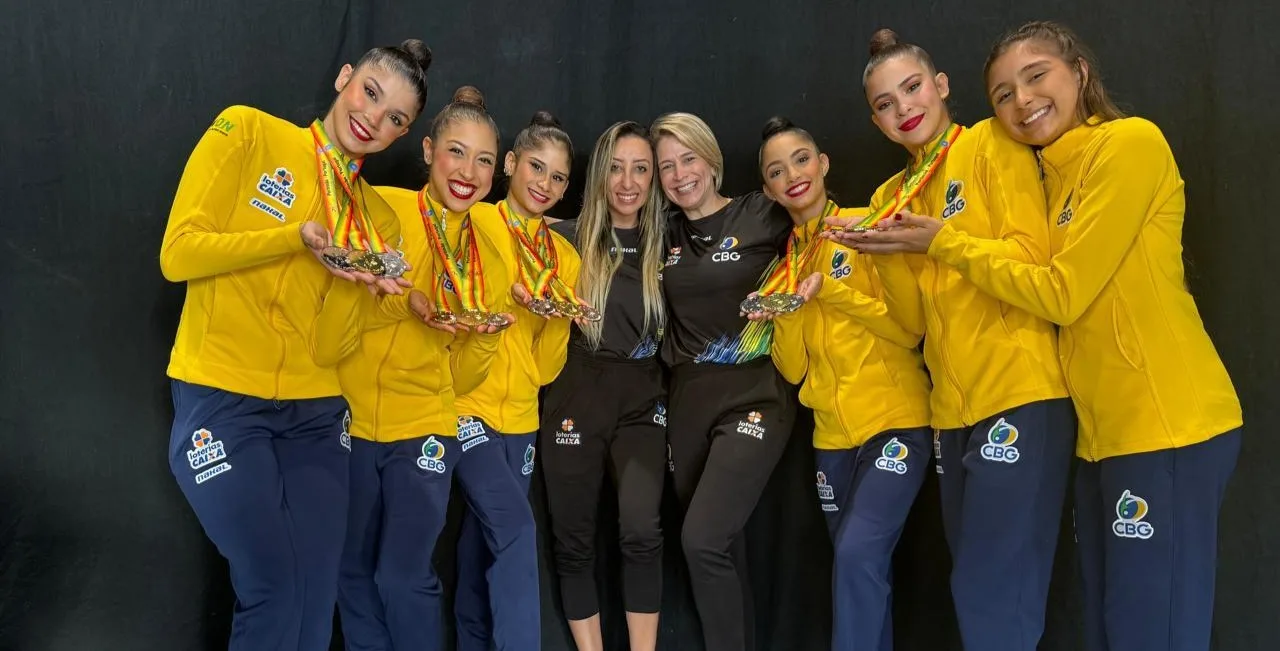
[511, 284, 557, 319]
[841, 210, 943, 255]
[408, 290, 462, 334]
[302, 222, 413, 296]
[796, 272, 823, 302]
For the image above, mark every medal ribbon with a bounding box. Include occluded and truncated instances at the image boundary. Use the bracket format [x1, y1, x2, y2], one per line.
[420, 189, 485, 313]
[309, 120, 387, 253]
[758, 200, 837, 296]
[500, 201, 559, 301]
[851, 122, 963, 229]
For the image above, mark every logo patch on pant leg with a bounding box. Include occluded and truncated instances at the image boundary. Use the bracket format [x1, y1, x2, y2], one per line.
[457, 416, 489, 451]
[187, 429, 227, 470]
[1112, 490, 1154, 540]
[980, 418, 1021, 463]
[340, 411, 352, 451]
[555, 419, 581, 446]
[189, 429, 232, 485]
[416, 436, 447, 474]
[816, 471, 838, 511]
[874, 437, 910, 475]
[521, 444, 536, 476]
[736, 411, 766, 439]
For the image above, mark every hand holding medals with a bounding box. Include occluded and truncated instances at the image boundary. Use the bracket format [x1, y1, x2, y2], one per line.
[740, 201, 834, 319]
[827, 209, 945, 254]
[743, 272, 823, 322]
[501, 201, 603, 324]
[821, 123, 962, 254]
[310, 120, 412, 295]
[419, 190, 515, 335]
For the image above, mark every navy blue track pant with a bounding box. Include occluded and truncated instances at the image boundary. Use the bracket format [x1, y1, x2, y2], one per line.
[935, 398, 1077, 651]
[452, 417, 540, 651]
[1075, 428, 1241, 651]
[814, 426, 932, 651]
[337, 434, 460, 650]
[168, 380, 350, 651]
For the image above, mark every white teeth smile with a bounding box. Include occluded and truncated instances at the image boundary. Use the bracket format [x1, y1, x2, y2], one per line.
[449, 181, 475, 198]
[676, 181, 697, 193]
[618, 193, 639, 203]
[349, 117, 372, 141]
[787, 182, 810, 197]
[1022, 106, 1050, 126]
[530, 189, 549, 202]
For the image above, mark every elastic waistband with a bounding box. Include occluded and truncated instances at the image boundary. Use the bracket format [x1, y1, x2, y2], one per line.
[671, 355, 773, 378]
[568, 347, 662, 369]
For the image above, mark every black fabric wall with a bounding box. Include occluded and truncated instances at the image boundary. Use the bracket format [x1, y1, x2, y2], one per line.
[2, 1, 1276, 649]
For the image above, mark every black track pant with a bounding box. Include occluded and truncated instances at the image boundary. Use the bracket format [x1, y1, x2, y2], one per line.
[667, 358, 797, 651]
[540, 350, 667, 620]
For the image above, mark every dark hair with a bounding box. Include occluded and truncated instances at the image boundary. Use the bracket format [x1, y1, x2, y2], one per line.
[862, 28, 938, 85]
[758, 116, 819, 169]
[614, 121, 650, 143]
[428, 85, 500, 149]
[512, 110, 574, 168]
[984, 21, 1126, 123]
[353, 39, 433, 115]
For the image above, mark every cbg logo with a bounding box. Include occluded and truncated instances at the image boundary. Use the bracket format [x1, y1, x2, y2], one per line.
[830, 250, 852, 280]
[1112, 490, 1154, 540]
[980, 418, 1021, 463]
[874, 437, 909, 475]
[711, 236, 741, 262]
[416, 436, 447, 474]
[940, 179, 966, 220]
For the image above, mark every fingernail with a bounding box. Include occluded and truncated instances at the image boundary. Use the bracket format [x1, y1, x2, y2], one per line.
[894, 214, 903, 221]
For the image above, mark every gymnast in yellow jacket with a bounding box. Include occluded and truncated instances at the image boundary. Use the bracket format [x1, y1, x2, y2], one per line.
[824, 29, 1075, 651]
[748, 116, 932, 651]
[158, 40, 432, 651]
[327, 85, 517, 650]
[452, 107, 583, 651]
[849, 21, 1243, 651]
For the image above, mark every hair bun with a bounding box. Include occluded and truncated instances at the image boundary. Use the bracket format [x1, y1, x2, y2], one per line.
[530, 110, 562, 129]
[761, 116, 795, 142]
[869, 28, 901, 56]
[398, 39, 433, 72]
[452, 85, 486, 109]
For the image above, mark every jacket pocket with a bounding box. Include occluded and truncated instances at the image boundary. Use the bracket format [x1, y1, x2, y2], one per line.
[1111, 297, 1144, 369]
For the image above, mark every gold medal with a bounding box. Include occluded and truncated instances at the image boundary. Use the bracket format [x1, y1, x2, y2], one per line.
[456, 309, 488, 328]
[759, 293, 804, 313]
[555, 301, 584, 318]
[348, 250, 386, 275]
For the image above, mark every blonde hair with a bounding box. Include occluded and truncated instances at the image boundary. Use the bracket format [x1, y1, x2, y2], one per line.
[649, 112, 725, 191]
[575, 122, 666, 349]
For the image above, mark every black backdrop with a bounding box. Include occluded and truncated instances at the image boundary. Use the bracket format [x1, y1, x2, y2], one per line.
[2, 1, 1277, 649]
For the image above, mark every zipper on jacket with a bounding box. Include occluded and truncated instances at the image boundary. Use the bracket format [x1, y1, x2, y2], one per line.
[271, 259, 290, 399]
[813, 278, 854, 449]
[928, 263, 967, 424]
[371, 325, 405, 443]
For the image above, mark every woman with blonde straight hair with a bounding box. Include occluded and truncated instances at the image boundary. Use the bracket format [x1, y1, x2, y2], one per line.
[540, 120, 668, 651]
[650, 111, 795, 651]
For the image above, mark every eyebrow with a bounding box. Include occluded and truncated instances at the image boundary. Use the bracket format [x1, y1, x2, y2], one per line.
[366, 76, 410, 120]
[872, 73, 921, 104]
[988, 60, 1053, 95]
[447, 139, 496, 158]
[525, 155, 565, 175]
